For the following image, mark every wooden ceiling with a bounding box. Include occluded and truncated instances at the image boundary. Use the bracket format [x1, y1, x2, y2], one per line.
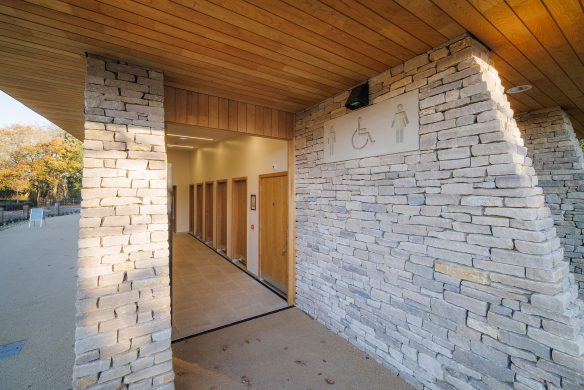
[0, 0, 582, 138]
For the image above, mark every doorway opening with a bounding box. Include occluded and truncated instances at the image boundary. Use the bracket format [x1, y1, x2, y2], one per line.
[204, 181, 214, 246]
[188, 184, 194, 235]
[231, 177, 247, 268]
[172, 185, 177, 234]
[167, 127, 293, 342]
[215, 180, 228, 254]
[195, 183, 203, 239]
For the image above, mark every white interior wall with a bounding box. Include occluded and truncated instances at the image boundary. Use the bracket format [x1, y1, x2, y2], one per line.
[167, 149, 193, 233]
[190, 134, 288, 276]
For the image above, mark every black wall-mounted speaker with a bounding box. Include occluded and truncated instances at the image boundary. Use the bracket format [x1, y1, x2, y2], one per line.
[345, 83, 369, 110]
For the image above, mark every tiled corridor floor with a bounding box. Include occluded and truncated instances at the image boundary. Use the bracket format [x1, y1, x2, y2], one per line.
[171, 233, 288, 340]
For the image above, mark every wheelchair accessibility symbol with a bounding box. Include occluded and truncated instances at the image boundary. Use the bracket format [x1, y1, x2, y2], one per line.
[351, 116, 375, 150]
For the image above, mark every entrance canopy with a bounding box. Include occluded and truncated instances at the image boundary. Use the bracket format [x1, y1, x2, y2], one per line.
[0, 0, 582, 138]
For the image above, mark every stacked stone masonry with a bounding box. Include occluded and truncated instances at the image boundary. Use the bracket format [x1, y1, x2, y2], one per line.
[73, 54, 174, 389]
[516, 108, 584, 297]
[295, 35, 584, 390]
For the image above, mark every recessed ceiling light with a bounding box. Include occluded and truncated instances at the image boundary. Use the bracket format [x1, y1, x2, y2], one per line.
[167, 144, 194, 149]
[167, 133, 213, 141]
[506, 85, 532, 94]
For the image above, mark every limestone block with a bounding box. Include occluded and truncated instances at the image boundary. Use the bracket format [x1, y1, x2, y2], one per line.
[444, 291, 488, 316]
[527, 327, 584, 357]
[435, 260, 490, 284]
[531, 292, 572, 314]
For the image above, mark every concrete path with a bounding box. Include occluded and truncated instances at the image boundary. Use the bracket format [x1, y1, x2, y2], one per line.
[173, 308, 413, 390]
[0, 214, 78, 390]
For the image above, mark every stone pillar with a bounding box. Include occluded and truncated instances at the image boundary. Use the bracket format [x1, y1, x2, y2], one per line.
[73, 54, 173, 389]
[295, 35, 584, 389]
[516, 108, 584, 296]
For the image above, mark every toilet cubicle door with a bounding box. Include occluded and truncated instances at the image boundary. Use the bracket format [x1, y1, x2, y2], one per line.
[259, 172, 289, 295]
[231, 178, 247, 262]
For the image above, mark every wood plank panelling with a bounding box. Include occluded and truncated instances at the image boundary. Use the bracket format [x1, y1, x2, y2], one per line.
[0, 0, 582, 136]
[165, 86, 294, 140]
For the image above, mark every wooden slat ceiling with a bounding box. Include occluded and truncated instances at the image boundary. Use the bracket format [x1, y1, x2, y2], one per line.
[0, 0, 582, 139]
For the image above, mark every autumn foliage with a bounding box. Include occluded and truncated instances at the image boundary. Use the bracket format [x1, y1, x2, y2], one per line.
[0, 125, 82, 205]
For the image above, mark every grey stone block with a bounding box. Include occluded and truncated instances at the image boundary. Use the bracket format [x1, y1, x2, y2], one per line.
[528, 326, 584, 357]
[444, 291, 488, 316]
[452, 349, 514, 382]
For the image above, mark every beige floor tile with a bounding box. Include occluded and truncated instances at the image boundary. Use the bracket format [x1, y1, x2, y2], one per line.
[172, 234, 288, 340]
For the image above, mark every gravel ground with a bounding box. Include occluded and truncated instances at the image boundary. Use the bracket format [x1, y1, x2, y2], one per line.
[0, 214, 78, 389]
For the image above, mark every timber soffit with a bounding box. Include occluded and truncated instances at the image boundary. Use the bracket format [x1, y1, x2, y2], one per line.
[0, 0, 582, 137]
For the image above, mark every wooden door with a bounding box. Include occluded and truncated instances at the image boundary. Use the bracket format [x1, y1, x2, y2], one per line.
[231, 178, 247, 262]
[172, 185, 177, 234]
[196, 183, 203, 238]
[216, 180, 228, 252]
[189, 184, 194, 234]
[259, 173, 288, 294]
[204, 182, 214, 244]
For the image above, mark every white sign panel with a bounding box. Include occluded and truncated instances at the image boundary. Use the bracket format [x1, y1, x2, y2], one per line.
[324, 90, 419, 163]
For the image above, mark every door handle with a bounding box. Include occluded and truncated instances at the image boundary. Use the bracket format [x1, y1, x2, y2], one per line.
[281, 227, 288, 256]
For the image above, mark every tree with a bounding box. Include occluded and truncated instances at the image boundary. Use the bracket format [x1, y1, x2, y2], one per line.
[0, 133, 82, 205]
[0, 124, 61, 161]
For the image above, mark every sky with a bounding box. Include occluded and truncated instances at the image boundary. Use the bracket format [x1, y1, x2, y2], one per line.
[0, 90, 54, 128]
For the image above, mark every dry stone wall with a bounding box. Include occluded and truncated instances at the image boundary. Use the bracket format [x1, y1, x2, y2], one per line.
[517, 108, 584, 297]
[73, 54, 174, 389]
[295, 35, 584, 390]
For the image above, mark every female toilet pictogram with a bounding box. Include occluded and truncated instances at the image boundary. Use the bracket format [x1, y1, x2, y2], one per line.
[391, 103, 409, 144]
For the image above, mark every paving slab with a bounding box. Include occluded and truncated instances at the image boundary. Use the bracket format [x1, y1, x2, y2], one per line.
[173, 307, 414, 390]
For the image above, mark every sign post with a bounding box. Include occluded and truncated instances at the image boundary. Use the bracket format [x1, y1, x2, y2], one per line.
[29, 208, 45, 228]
